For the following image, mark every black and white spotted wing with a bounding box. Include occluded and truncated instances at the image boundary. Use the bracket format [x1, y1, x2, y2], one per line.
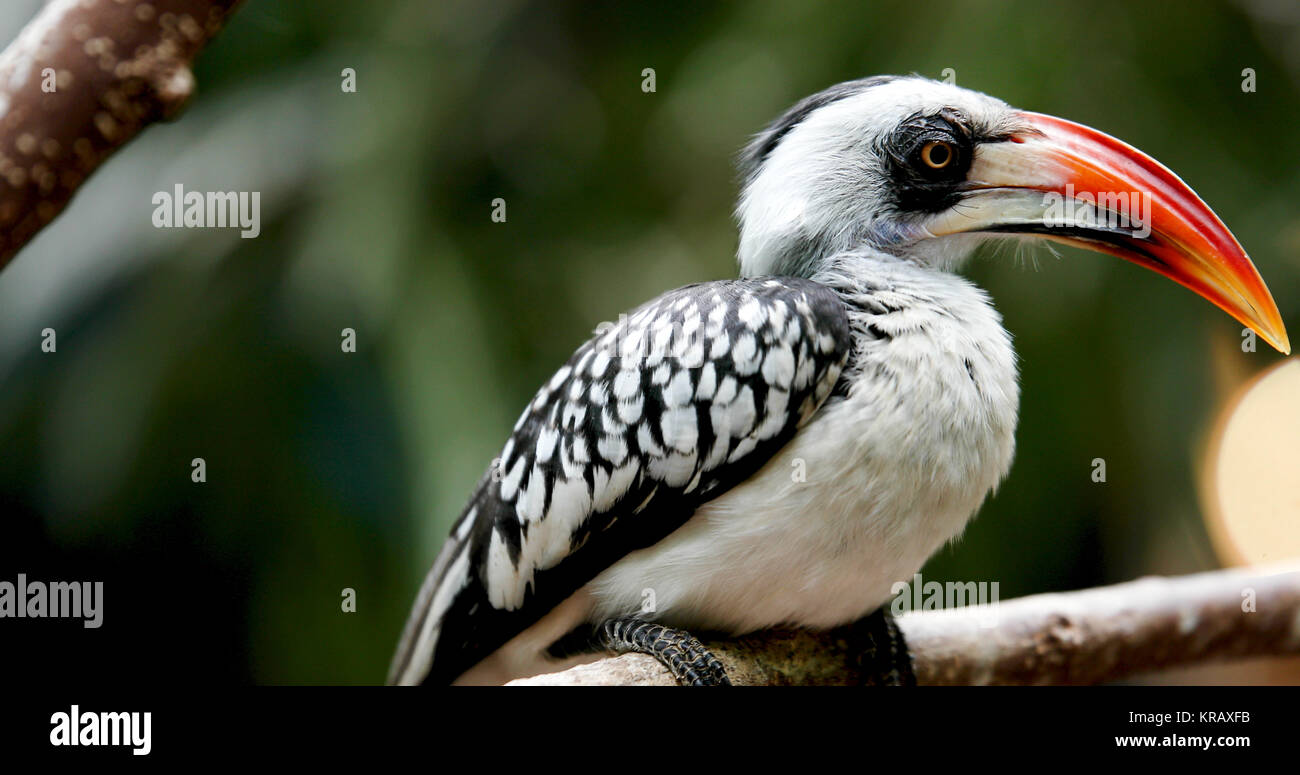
[388, 276, 851, 684]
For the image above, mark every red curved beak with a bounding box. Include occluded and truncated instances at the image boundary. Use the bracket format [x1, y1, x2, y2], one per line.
[928, 111, 1290, 354]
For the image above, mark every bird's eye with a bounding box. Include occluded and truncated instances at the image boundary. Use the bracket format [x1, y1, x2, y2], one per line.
[920, 141, 955, 169]
[889, 114, 973, 210]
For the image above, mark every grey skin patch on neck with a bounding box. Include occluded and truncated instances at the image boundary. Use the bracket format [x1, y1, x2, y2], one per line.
[737, 75, 901, 182]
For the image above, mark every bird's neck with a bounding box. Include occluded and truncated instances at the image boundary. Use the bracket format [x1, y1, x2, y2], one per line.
[736, 188, 988, 279]
[806, 250, 932, 306]
[808, 250, 1020, 453]
[737, 220, 875, 279]
[807, 249, 1007, 350]
[739, 230, 837, 278]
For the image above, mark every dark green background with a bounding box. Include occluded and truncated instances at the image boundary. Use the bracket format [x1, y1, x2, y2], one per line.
[0, 1, 1296, 683]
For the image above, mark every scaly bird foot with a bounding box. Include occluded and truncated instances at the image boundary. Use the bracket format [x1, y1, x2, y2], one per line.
[598, 617, 731, 686]
[846, 608, 916, 686]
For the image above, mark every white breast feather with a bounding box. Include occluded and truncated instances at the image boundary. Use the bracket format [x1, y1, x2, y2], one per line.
[587, 257, 1018, 634]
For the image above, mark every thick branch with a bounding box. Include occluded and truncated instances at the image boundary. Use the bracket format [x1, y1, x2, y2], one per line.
[0, 0, 243, 269]
[510, 565, 1300, 685]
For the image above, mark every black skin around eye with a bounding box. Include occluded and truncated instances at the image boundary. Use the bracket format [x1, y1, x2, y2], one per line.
[885, 109, 976, 213]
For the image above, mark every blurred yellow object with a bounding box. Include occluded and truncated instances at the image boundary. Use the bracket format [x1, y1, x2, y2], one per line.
[1204, 359, 1300, 566]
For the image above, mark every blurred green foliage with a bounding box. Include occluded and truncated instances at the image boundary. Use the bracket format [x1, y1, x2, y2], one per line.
[1, 0, 1297, 683]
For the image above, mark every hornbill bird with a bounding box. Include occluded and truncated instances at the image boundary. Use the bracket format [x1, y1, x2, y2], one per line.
[389, 75, 1289, 686]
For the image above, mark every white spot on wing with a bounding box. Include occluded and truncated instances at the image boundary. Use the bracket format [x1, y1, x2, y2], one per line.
[537, 476, 592, 569]
[727, 435, 758, 463]
[706, 303, 728, 337]
[649, 451, 696, 487]
[486, 531, 522, 610]
[598, 433, 629, 465]
[652, 323, 673, 355]
[793, 352, 815, 390]
[715, 376, 738, 406]
[637, 423, 664, 457]
[678, 341, 705, 368]
[733, 333, 761, 376]
[762, 346, 795, 390]
[663, 369, 693, 407]
[500, 455, 527, 500]
[590, 349, 612, 378]
[617, 396, 643, 424]
[536, 427, 559, 463]
[727, 385, 756, 436]
[709, 332, 731, 360]
[455, 509, 476, 541]
[613, 369, 640, 400]
[738, 297, 767, 329]
[696, 362, 717, 401]
[594, 461, 640, 512]
[703, 434, 730, 469]
[660, 406, 699, 452]
[517, 464, 546, 523]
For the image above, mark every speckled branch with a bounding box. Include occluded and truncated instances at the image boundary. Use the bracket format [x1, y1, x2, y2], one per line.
[0, 0, 243, 269]
[509, 564, 1300, 685]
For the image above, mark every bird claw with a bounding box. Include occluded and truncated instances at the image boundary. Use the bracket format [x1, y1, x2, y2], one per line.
[598, 617, 731, 686]
[846, 608, 916, 686]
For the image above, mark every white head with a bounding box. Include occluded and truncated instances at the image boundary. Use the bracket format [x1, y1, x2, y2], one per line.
[736, 76, 1023, 276]
[732, 75, 1289, 353]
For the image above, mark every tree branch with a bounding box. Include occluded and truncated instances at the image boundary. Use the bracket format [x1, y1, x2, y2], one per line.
[0, 0, 244, 270]
[509, 564, 1300, 685]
